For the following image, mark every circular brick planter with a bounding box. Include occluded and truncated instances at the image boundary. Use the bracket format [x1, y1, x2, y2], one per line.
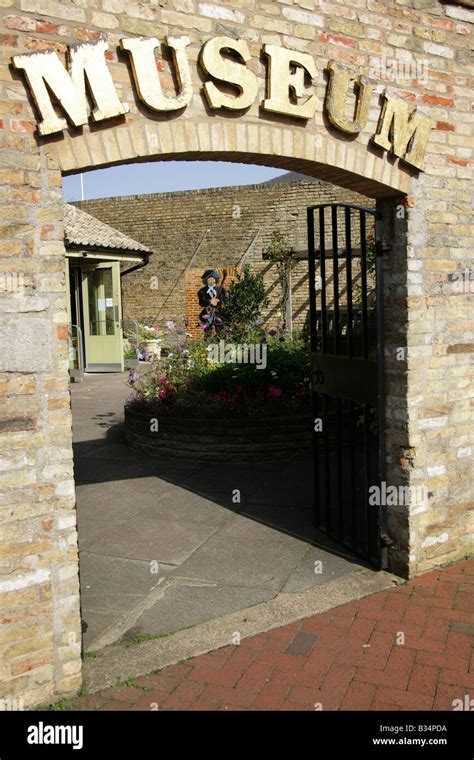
[124, 404, 312, 462]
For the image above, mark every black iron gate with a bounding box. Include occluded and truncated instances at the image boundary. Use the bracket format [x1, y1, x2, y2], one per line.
[307, 203, 387, 569]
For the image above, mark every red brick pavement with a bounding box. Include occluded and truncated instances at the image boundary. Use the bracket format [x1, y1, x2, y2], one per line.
[69, 559, 474, 712]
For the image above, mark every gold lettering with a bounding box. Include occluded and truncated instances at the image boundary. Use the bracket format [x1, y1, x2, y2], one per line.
[10, 34, 432, 172]
[325, 60, 374, 134]
[121, 36, 193, 112]
[262, 44, 317, 120]
[372, 93, 435, 171]
[12, 38, 129, 136]
[200, 36, 258, 111]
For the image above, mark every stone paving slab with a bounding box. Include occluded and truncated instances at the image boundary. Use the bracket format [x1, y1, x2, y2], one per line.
[134, 489, 242, 526]
[86, 514, 219, 565]
[130, 581, 274, 638]
[67, 559, 474, 711]
[71, 373, 373, 652]
[237, 504, 316, 541]
[174, 531, 310, 591]
[282, 545, 369, 593]
[80, 553, 169, 609]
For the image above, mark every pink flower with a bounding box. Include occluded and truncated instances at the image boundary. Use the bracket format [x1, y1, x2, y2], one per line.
[266, 384, 282, 398]
[159, 385, 175, 401]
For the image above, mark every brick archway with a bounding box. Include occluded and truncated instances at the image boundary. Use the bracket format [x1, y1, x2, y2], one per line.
[49, 120, 410, 200]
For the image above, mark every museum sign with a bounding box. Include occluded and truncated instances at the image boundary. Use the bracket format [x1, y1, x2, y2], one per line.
[12, 35, 434, 171]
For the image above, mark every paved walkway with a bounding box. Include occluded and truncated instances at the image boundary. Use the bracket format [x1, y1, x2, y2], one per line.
[68, 558, 474, 711]
[71, 373, 372, 652]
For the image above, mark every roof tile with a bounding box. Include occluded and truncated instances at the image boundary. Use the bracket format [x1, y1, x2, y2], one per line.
[64, 203, 151, 254]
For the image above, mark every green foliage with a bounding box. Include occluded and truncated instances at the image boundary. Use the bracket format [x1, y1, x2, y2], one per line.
[167, 340, 212, 388]
[140, 325, 161, 341]
[125, 632, 173, 648]
[352, 231, 377, 308]
[264, 229, 294, 266]
[128, 332, 312, 416]
[129, 340, 212, 406]
[366, 233, 377, 273]
[199, 334, 310, 398]
[220, 265, 268, 342]
[263, 230, 297, 330]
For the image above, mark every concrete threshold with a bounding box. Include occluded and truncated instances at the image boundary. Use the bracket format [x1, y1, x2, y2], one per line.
[84, 567, 401, 694]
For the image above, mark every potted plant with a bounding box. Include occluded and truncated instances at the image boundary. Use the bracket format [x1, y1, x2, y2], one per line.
[140, 325, 161, 358]
[124, 347, 139, 369]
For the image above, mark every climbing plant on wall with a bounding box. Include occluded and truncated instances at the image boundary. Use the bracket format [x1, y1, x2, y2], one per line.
[264, 230, 297, 333]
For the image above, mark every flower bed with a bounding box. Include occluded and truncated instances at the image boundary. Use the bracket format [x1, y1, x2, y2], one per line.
[124, 325, 313, 461]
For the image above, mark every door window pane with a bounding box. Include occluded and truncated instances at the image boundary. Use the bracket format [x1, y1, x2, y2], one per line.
[88, 268, 115, 336]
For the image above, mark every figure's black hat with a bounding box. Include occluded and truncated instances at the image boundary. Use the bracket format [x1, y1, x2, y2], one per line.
[201, 269, 221, 281]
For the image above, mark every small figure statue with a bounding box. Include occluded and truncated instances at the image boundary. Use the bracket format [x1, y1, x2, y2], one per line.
[198, 269, 228, 336]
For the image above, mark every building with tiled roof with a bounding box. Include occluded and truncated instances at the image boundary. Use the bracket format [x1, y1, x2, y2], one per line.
[64, 203, 151, 256]
[65, 204, 152, 376]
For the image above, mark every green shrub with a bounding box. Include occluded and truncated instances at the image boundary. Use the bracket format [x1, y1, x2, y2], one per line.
[220, 265, 268, 342]
[127, 332, 311, 416]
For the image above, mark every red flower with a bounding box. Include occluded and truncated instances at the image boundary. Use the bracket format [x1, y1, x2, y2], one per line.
[212, 390, 230, 402]
[266, 384, 282, 398]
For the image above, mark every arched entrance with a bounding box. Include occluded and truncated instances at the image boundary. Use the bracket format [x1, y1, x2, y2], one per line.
[64, 150, 403, 699]
[63, 158, 391, 660]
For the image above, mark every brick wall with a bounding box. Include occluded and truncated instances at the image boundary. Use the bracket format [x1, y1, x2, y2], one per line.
[185, 266, 241, 338]
[76, 178, 371, 332]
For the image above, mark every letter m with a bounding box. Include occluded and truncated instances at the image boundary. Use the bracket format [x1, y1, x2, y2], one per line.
[373, 93, 435, 171]
[12, 38, 129, 136]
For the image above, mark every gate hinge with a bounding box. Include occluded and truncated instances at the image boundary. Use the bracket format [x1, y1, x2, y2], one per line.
[381, 533, 396, 547]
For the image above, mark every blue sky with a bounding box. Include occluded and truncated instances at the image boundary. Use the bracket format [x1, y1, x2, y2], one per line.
[63, 161, 288, 201]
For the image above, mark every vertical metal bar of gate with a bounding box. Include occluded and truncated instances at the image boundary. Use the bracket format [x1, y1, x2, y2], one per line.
[320, 207, 330, 532]
[331, 206, 343, 540]
[375, 211, 388, 567]
[359, 212, 369, 360]
[307, 203, 386, 568]
[344, 207, 355, 546]
[307, 208, 320, 529]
